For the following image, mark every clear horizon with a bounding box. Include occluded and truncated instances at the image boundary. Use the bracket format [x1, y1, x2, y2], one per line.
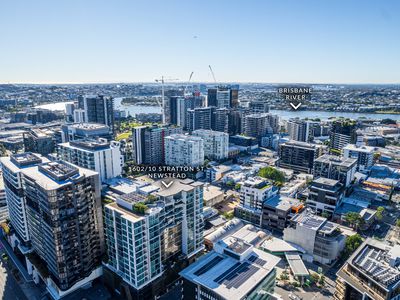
[1, 0, 400, 84]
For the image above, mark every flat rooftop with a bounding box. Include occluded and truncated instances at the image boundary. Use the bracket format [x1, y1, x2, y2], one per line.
[291, 211, 326, 231]
[263, 195, 301, 212]
[10, 152, 43, 168]
[312, 177, 341, 187]
[180, 248, 280, 299]
[315, 154, 357, 168]
[20, 161, 97, 190]
[63, 139, 111, 151]
[282, 140, 322, 150]
[343, 144, 375, 153]
[285, 253, 309, 277]
[342, 239, 400, 291]
[118, 192, 147, 204]
[70, 123, 109, 130]
[261, 237, 299, 253]
[38, 161, 79, 181]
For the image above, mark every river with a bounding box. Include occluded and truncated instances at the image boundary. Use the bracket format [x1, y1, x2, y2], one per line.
[36, 98, 400, 121]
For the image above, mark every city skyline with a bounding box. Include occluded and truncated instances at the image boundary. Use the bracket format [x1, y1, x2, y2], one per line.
[1, 0, 400, 84]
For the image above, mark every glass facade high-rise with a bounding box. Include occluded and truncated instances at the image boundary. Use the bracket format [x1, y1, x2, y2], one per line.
[103, 179, 204, 299]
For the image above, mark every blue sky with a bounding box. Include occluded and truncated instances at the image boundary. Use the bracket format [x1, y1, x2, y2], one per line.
[1, 0, 399, 84]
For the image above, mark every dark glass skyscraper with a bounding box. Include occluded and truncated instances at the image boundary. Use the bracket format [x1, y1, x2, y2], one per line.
[78, 95, 115, 133]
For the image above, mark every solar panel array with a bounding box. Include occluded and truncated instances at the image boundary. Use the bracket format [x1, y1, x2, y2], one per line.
[355, 245, 400, 287]
[213, 262, 260, 289]
[248, 255, 267, 267]
[193, 256, 224, 276]
[302, 216, 324, 229]
[214, 262, 241, 283]
[224, 263, 259, 289]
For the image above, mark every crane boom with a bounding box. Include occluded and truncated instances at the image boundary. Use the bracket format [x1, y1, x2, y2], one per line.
[209, 65, 217, 83]
[155, 76, 179, 124]
[184, 71, 194, 96]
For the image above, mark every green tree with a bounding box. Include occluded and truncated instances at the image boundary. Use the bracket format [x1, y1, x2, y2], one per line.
[376, 206, 385, 220]
[396, 219, 400, 228]
[381, 118, 397, 125]
[147, 194, 157, 203]
[344, 234, 363, 257]
[258, 166, 285, 184]
[133, 202, 148, 214]
[226, 181, 235, 188]
[318, 275, 325, 286]
[234, 183, 241, 191]
[344, 212, 364, 230]
[321, 211, 331, 219]
[222, 211, 234, 220]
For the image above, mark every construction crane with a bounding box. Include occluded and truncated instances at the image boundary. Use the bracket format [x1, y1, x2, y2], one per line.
[184, 71, 194, 97]
[208, 65, 217, 84]
[155, 76, 179, 124]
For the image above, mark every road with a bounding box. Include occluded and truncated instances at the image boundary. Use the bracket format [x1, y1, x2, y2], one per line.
[0, 242, 28, 300]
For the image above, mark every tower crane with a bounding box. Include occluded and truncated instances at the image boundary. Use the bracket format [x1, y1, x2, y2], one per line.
[184, 71, 194, 97]
[208, 65, 217, 84]
[155, 76, 179, 124]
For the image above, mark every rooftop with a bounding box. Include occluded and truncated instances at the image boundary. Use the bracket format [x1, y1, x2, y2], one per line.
[315, 154, 357, 168]
[312, 177, 342, 187]
[291, 210, 326, 231]
[20, 161, 97, 190]
[261, 237, 299, 253]
[38, 161, 79, 181]
[343, 144, 375, 153]
[263, 195, 302, 212]
[10, 152, 43, 168]
[180, 247, 280, 299]
[63, 139, 112, 151]
[346, 239, 400, 290]
[69, 123, 110, 130]
[153, 179, 203, 198]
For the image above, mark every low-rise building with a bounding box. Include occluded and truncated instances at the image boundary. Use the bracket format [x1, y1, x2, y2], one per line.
[306, 177, 345, 216]
[180, 236, 280, 300]
[313, 154, 357, 187]
[343, 144, 375, 172]
[335, 239, 400, 300]
[235, 177, 278, 227]
[283, 210, 346, 264]
[203, 184, 224, 207]
[262, 195, 304, 231]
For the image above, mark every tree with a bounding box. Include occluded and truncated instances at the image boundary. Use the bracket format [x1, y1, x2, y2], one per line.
[318, 275, 326, 286]
[223, 211, 234, 220]
[234, 183, 241, 191]
[344, 234, 363, 257]
[321, 212, 331, 219]
[381, 118, 397, 125]
[396, 219, 400, 228]
[258, 166, 285, 184]
[376, 206, 385, 220]
[147, 194, 157, 203]
[310, 272, 320, 283]
[226, 181, 235, 188]
[344, 212, 364, 230]
[133, 202, 148, 214]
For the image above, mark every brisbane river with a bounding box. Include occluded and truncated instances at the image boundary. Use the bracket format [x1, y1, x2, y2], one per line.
[36, 98, 400, 121]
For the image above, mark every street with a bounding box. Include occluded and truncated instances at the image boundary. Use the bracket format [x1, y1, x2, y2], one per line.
[0, 243, 28, 300]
